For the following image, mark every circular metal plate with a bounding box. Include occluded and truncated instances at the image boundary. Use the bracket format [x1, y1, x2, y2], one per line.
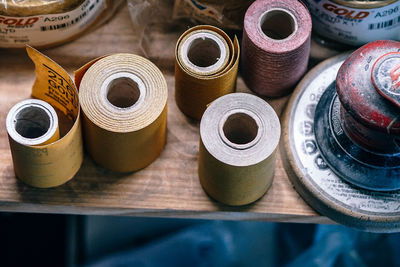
[314, 83, 400, 191]
[372, 52, 400, 109]
[281, 52, 400, 232]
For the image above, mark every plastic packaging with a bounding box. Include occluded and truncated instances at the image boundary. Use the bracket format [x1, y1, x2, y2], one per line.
[127, 0, 254, 32]
[0, 0, 124, 48]
[128, 0, 253, 34]
[172, 0, 254, 30]
[127, 0, 253, 57]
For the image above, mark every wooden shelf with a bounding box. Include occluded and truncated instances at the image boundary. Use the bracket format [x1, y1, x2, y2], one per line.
[0, 6, 332, 224]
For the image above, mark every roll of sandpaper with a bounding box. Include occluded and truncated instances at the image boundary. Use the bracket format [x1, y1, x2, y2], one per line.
[175, 25, 240, 120]
[6, 46, 83, 188]
[78, 54, 168, 173]
[241, 0, 312, 97]
[0, 0, 83, 16]
[199, 93, 281, 206]
[0, 0, 117, 48]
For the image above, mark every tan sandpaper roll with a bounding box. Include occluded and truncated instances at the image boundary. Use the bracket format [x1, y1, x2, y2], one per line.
[6, 46, 83, 188]
[78, 54, 168, 173]
[199, 93, 281, 206]
[175, 25, 240, 120]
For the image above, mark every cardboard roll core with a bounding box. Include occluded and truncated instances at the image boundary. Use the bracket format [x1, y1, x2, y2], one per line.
[219, 110, 262, 150]
[106, 76, 141, 109]
[180, 31, 228, 75]
[6, 99, 59, 146]
[258, 8, 297, 40]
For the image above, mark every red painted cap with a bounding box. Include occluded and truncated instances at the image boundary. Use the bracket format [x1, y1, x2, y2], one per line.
[336, 40, 400, 135]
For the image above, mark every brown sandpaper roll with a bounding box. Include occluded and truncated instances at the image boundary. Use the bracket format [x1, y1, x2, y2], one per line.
[175, 25, 240, 120]
[241, 0, 312, 97]
[6, 46, 83, 188]
[199, 93, 281, 206]
[78, 54, 168, 173]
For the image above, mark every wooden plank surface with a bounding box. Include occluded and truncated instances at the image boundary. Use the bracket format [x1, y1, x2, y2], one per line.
[0, 6, 332, 223]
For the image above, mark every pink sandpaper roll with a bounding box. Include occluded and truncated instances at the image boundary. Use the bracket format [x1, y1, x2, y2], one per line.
[241, 0, 312, 97]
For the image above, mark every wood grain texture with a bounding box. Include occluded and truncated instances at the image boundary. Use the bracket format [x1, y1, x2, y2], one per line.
[0, 6, 332, 223]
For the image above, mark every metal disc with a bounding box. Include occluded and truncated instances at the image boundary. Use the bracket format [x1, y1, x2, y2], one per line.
[371, 52, 400, 109]
[281, 52, 400, 232]
[314, 83, 400, 191]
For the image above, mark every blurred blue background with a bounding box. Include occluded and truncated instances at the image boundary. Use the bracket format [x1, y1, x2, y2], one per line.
[1, 213, 399, 266]
[82, 217, 400, 267]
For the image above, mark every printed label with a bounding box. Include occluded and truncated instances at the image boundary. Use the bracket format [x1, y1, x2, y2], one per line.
[0, 0, 106, 48]
[305, 0, 400, 46]
[290, 59, 400, 215]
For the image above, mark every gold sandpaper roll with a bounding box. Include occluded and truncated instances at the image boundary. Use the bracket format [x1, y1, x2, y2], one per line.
[0, 0, 83, 16]
[6, 46, 83, 188]
[175, 25, 240, 120]
[0, 0, 120, 49]
[199, 93, 281, 206]
[78, 54, 168, 173]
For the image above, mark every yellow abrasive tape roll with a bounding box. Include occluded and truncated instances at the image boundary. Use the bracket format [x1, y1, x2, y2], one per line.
[6, 46, 83, 188]
[175, 25, 240, 120]
[0, 0, 119, 48]
[199, 93, 281, 206]
[0, 0, 84, 16]
[77, 54, 168, 173]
